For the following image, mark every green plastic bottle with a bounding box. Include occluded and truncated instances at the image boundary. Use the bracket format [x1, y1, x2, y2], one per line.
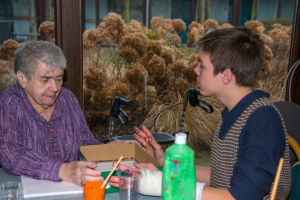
[162, 132, 196, 200]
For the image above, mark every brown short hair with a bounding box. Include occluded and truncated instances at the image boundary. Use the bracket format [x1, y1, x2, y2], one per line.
[196, 27, 264, 87]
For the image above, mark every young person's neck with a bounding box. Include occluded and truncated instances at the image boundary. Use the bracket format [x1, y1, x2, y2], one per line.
[218, 86, 252, 112]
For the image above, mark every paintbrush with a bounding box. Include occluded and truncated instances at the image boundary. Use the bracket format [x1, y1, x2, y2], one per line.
[100, 155, 123, 189]
[270, 157, 284, 200]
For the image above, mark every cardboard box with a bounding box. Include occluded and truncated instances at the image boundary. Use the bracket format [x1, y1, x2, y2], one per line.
[80, 143, 162, 193]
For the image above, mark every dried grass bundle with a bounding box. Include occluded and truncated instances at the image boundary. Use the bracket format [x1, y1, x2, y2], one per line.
[164, 19, 174, 32]
[0, 39, 18, 62]
[170, 59, 188, 77]
[121, 32, 148, 56]
[146, 40, 163, 61]
[84, 66, 106, 90]
[102, 12, 125, 46]
[143, 92, 223, 150]
[151, 16, 165, 30]
[167, 33, 181, 46]
[160, 46, 175, 66]
[136, 86, 158, 111]
[203, 19, 219, 30]
[130, 20, 142, 30]
[155, 26, 167, 38]
[260, 34, 273, 46]
[0, 59, 14, 92]
[125, 63, 148, 92]
[0, 40, 18, 92]
[172, 19, 186, 33]
[38, 21, 55, 42]
[245, 20, 264, 34]
[148, 54, 166, 77]
[220, 23, 233, 29]
[91, 85, 113, 111]
[83, 30, 98, 49]
[111, 82, 130, 99]
[119, 45, 139, 63]
[189, 21, 205, 34]
[254, 24, 291, 102]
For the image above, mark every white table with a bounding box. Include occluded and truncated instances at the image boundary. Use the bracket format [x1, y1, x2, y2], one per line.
[0, 168, 161, 200]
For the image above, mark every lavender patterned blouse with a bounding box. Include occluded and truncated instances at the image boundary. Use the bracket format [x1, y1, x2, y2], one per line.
[0, 82, 101, 181]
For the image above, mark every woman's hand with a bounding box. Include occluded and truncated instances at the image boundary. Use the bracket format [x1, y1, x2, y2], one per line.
[133, 124, 165, 166]
[58, 161, 103, 186]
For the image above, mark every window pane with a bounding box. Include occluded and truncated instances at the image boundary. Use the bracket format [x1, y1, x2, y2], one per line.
[254, 0, 295, 26]
[151, 0, 190, 43]
[83, 0, 143, 31]
[82, 0, 297, 147]
[0, 0, 54, 92]
[2, 0, 54, 42]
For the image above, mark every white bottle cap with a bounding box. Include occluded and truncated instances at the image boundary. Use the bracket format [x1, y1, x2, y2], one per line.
[174, 132, 187, 145]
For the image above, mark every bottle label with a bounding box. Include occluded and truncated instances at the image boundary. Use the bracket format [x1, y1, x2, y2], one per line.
[162, 158, 196, 200]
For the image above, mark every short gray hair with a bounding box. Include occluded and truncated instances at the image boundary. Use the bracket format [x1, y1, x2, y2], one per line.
[14, 40, 67, 79]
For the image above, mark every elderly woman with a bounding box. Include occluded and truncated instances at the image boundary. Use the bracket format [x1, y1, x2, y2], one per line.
[0, 41, 102, 186]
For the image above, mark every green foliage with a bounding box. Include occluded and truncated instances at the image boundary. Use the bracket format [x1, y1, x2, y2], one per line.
[147, 30, 162, 40]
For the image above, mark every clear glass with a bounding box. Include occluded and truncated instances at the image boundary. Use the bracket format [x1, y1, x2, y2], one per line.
[0, 182, 23, 200]
[118, 169, 141, 200]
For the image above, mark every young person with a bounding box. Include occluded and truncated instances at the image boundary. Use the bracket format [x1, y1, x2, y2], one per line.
[109, 27, 291, 200]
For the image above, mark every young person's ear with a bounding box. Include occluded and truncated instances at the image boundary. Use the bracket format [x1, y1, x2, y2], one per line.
[221, 68, 233, 85]
[17, 71, 27, 88]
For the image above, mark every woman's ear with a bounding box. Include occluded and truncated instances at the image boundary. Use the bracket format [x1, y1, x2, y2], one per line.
[17, 71, 27, 89]
[221, 68, 233, 85]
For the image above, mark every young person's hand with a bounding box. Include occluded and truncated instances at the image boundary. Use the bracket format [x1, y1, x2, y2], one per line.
[108, 162, 159, 188]
[133, 124, 165, 166]
[58, 161, 103, 186]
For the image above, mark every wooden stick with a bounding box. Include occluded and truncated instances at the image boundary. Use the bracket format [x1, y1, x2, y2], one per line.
[270, 157, 284, 200]
[100, 155, 123, 189]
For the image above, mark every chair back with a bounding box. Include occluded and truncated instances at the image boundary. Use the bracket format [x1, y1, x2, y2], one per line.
[273, 101, 300, 165]
[290, 161, 300, 200]
[0, 20, 13, 45]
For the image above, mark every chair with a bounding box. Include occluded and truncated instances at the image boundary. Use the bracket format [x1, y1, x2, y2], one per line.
[273, 101, 300, 166]
[290, 161, 300, 200]
[0, 20, 13, 45]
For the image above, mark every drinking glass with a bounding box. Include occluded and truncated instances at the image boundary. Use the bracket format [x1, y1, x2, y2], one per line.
[0, 182, 23, 200]
[118, 169, 141, 200]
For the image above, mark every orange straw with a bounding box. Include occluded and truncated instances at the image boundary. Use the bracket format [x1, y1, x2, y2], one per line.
[100, 155, 123, 189]
[270, 157, 284, 200]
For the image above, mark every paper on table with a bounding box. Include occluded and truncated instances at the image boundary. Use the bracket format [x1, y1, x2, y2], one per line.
[21, 161, 136, 198]
[21, 176, 82, 198]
